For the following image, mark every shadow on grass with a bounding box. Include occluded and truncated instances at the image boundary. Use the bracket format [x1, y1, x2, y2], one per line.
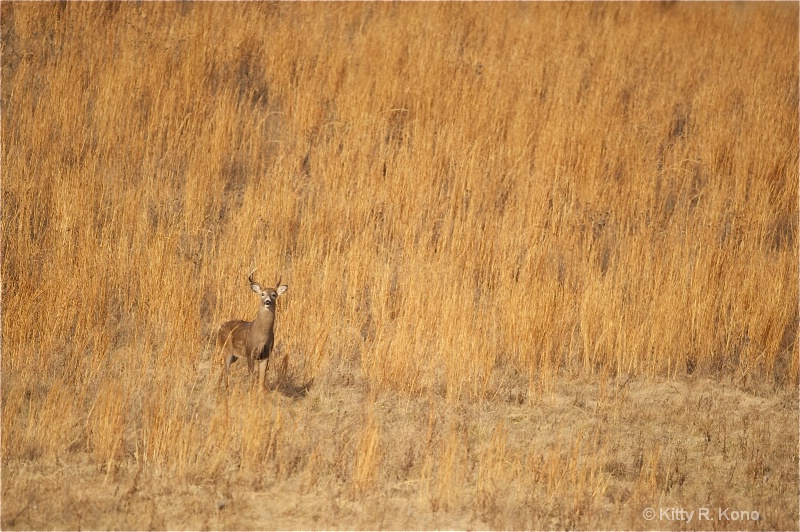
[269, 376, 314, 399]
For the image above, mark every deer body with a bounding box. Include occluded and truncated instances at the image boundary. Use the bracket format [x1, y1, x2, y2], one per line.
[218, 270, 287, 388]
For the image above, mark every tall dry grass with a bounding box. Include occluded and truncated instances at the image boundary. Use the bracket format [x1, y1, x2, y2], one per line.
[1, 2, 798, 529]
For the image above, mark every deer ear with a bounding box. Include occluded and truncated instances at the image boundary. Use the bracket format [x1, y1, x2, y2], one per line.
[276, 285, 288, 296]
[251, 282, 263, 293]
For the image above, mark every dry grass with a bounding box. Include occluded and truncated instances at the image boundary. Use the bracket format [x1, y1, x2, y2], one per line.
[2, 2, 798, 530]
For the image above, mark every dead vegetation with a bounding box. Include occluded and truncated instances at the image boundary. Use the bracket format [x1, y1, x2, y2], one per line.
[2, 2, 798, 529]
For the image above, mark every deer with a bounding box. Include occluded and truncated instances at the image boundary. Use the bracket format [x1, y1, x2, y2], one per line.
[217, 269, 288, 389]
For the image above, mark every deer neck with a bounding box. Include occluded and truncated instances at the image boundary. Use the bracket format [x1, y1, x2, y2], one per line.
[252, 305, 276, 334]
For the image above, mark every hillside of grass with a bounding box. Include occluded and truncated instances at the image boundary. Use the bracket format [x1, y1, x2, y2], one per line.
[2, 3, 797, 529]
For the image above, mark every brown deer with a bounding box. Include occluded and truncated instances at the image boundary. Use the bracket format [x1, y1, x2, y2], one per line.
[218, 269, 287, 388]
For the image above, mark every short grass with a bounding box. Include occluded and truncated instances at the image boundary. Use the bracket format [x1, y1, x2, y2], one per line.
[2, 2, 798, 529]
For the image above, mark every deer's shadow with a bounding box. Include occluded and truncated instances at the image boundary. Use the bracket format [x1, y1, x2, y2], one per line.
[267, 376, 314, 399]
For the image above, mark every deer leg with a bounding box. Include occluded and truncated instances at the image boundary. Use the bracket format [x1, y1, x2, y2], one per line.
[223, 365, 230, 390]
[218, 350, 235, 390]
[225, 355, 238, 389]
[258, 357, 269, 389]
[217, 360, 226, 390]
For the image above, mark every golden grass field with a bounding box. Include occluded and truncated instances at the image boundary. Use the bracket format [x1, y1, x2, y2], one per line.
[2, 2, 798, 530]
